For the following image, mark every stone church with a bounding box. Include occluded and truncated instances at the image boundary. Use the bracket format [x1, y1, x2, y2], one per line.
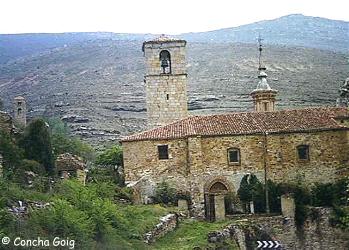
[121, 36, 349, 219]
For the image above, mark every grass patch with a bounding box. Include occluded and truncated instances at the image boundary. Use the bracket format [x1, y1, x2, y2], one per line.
[153, 219, 237, 250]
[117, 204, 172, 239]
[0, 180, 178, 249]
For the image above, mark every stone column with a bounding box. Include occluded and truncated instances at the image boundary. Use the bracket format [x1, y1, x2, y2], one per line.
[214, 194, 226, 221]
[250, 201, 255, 214]
[77, 169, 86, 186]
[281, 194, 295, 218]
[188, 136, 204, 217]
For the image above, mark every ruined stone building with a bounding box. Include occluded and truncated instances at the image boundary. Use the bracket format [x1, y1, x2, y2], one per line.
[0, 95, 27, 133]
[56, 153, 87, 185]
[121, 37, 349, 219]
[0, 111, 14, 133]
[13, 96, 27, 126]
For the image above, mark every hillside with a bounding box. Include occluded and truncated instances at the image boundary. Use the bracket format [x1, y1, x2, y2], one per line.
[181, 14, 349, 53]
[0, 14, 347, 64]
[0, 39, 347, 145]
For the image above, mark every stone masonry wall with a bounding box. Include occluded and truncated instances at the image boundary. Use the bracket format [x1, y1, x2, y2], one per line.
[145, 74, 188, 128]
[208, 209, 349, 249]
[123, 139, 189, 192]
[143, 213, 178, 244]
[253, 208, 349, 249]
[143, 41, 186, 76]
[144, 40, 188, 128]
[265, 130, 349, 183]
[123, 129, 348, 214]
[299, 207, 349, 249]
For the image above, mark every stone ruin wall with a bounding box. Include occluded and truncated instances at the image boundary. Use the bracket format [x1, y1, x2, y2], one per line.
[0, 111, 13, 133]
[208, 207, 348, 249]
[252, 207, 349, 250]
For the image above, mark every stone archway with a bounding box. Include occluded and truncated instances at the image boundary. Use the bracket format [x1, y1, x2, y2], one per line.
[204, 177, 233, 221]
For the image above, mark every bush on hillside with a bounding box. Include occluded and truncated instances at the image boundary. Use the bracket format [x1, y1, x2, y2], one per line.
[19, 119, 54, 175]
[153, 181, 177, 205]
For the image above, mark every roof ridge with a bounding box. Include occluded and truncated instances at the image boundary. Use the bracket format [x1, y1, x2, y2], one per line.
[191, 106, 344, 117]
[121, 107, 349, 142]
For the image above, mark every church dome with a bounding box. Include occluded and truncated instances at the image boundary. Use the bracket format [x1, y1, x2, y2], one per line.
[255, 77, 271, 91]
[254, 70, 272, 91]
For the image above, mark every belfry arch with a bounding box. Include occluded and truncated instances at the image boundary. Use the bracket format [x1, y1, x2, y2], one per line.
[159, 50, 171, 74]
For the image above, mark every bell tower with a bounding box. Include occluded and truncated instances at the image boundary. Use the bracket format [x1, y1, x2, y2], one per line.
[13, 96, 27, 126]
[251, 36, 277, 112]
[142, 35, 188, 128]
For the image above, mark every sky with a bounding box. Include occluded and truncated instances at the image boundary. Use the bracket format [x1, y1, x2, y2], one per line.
[1, 0, 349, 34]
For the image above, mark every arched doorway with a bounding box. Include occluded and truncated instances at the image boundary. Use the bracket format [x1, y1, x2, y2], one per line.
[204, 180, 230, 221]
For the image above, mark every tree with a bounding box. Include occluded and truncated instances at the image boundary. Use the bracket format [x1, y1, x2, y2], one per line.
[237, 175, 252, 207]
[95, 146, 123, 167]
[51, 133, 94, 160]
[0, 129, 23, 176]
[20, 119, 54, 175]
[46, 117, 94, 161]
[237, 174, 266, 213]
[95, 146, 124, 185]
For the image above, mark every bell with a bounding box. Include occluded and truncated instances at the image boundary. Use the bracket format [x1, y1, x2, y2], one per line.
[161, 58, 169, 69]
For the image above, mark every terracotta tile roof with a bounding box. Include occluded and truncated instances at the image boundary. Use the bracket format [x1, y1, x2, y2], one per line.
[121, 107, 349, 142]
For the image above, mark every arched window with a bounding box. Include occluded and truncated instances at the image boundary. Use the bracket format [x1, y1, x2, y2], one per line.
[159, 50, 171, 74]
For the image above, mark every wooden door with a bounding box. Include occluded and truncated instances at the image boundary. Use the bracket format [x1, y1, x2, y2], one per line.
[205, 194, 215, 222]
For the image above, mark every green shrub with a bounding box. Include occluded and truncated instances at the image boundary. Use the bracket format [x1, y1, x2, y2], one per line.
[52, 133, 95, 161]
[330, 206, 349, 230]
[19, 119, 55, 175]
[312, 179, 348, 207]
[28, 198, 95, 248]
[0, 129, 23, 176]
[21, 159, 45, 174]
[153, 181, 176, 205]
[87, 166, 124, 186]
[95, 145, 123, 167]
[267, 180, 282, 213]
[237, 174, 266, 213]
[47, 117, 95, 161]
[0, 209, 16, 237]
[115, 186, 133, 201]
[225, 192, 241, 214]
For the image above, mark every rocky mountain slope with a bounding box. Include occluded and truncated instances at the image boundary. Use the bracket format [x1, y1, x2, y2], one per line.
[0, 39, 347, 145]
[181, 14, 349, 53]
[0, 14, 347, 64]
